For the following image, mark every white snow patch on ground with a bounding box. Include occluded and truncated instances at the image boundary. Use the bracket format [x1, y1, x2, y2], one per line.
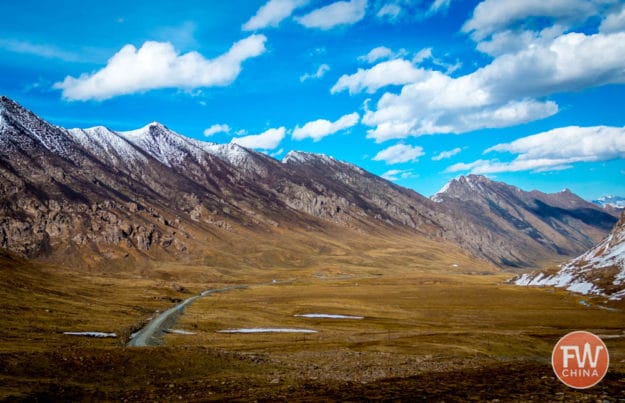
[165, 329, 196, 335]
[63, 332, 117, 338]
[295, 314, 364, 319]
[218, 328, 317, 334]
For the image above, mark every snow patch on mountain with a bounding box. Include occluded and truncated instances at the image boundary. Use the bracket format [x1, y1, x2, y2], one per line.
[196, 142, 252, 167]
[515, 212, 625, 300]
[69, 126, 148, 164]
[282, 151, 365, 174]
[0, 98, 76, 158]
[431, 182, 451, 202]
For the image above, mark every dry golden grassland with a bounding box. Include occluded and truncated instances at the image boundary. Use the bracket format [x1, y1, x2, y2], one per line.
[0, 230, 624, 400]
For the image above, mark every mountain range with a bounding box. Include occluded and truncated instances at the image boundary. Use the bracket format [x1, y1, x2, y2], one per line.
[593, 195, 625, 211]
[0, 96, 619, 270]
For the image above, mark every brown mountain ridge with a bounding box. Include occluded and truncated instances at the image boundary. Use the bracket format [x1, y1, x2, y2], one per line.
[0, 96, 618, 269]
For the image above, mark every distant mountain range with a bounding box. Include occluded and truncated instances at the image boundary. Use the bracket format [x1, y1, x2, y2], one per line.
[593, 195, 625, 210]
[0, 96, 619, 269]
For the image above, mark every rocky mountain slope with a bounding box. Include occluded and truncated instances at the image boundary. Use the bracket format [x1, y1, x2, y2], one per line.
[514, 210, 625, 300]
[431, 175, 617, 267]
[0, 96, 618, 268]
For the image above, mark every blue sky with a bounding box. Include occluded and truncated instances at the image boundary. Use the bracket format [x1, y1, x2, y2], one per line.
[1, 0, 625, 199]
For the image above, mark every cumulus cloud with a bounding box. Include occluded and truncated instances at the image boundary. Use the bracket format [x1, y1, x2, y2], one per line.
[243, 0, 308, 31]
[432, 147, 462, 161]
[54, 35, 267, 101]
[331, 59, 424, 94]
[300, 64, 331, 82]
[296, 0, 367, 30]
[292, 112, 360, 141]
[353, 30, 625, 141]
[231, 127, 286, 149]
[446, 125, 625, 174]
[462, 0, 598, 41]
[381, 169, 415, 181]
[475, 25, 566, 57]
[359, 46, 393, 63]
[372, 143, 425, 164]
[204, 124, 230, 137]
[358, 46, 409, 64]
[600, 4, 625, 33]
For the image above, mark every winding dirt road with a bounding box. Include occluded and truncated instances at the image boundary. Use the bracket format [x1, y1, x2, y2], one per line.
[127, 286, 246, 347]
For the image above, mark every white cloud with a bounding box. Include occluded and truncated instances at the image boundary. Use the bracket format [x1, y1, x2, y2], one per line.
[357, 30, 625, 141]
[359, 46, 393, 63]
[462, 0, 598, 41]
[412, 48, 433, 64]
[270, 148, 285, 158]
[412, 47, 462, 74]
[600, 5, 625, 33]
[373, 143, 424, 164]
[296, 0, 367, 30]
[359, 46, 408, 64]
[300, 64, 331, 82]
[381, 169, 415, 181]
[231, 127, 286, 150]
[243, 0, 308, 31]
[447, 125, 625, 174]
[475, 25, 566, 57]
[376, 4, 402, 20]
[427, 0, 452, 16]
[0, 39, 86, 62]
[54, 35, 267, 101]
[331, 59, 424, 94]
[204, 124, 230, 137]
[292, 112, 360, 141]
[432, 147, 462, 161]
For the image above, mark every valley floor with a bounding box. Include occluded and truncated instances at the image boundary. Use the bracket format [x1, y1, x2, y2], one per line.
[1, 236, 624, 401]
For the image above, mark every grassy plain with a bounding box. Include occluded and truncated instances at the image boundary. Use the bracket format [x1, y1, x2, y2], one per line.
[0, 230, 624, 400]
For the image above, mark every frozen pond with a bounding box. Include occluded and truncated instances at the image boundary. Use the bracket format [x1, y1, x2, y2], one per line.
[164, 329, 196, 335]
[218, 328, 317, 334]
[63, 332, 117, 338]
[295, 314, 364, 319]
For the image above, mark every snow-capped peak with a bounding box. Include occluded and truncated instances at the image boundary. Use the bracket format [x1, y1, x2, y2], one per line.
[431, 181, 451, 202]
[0, 95, 76, 156]
[282, 151, 335, 166]
[431, 175, 491, 202]
[117, 123, 204, 167]
[197, 142, 253, 167]
[593, 195, 625, 209]
[282, 151, 366, 177]
[119, 121, 170, 139]
[68, 125, 146, 164]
